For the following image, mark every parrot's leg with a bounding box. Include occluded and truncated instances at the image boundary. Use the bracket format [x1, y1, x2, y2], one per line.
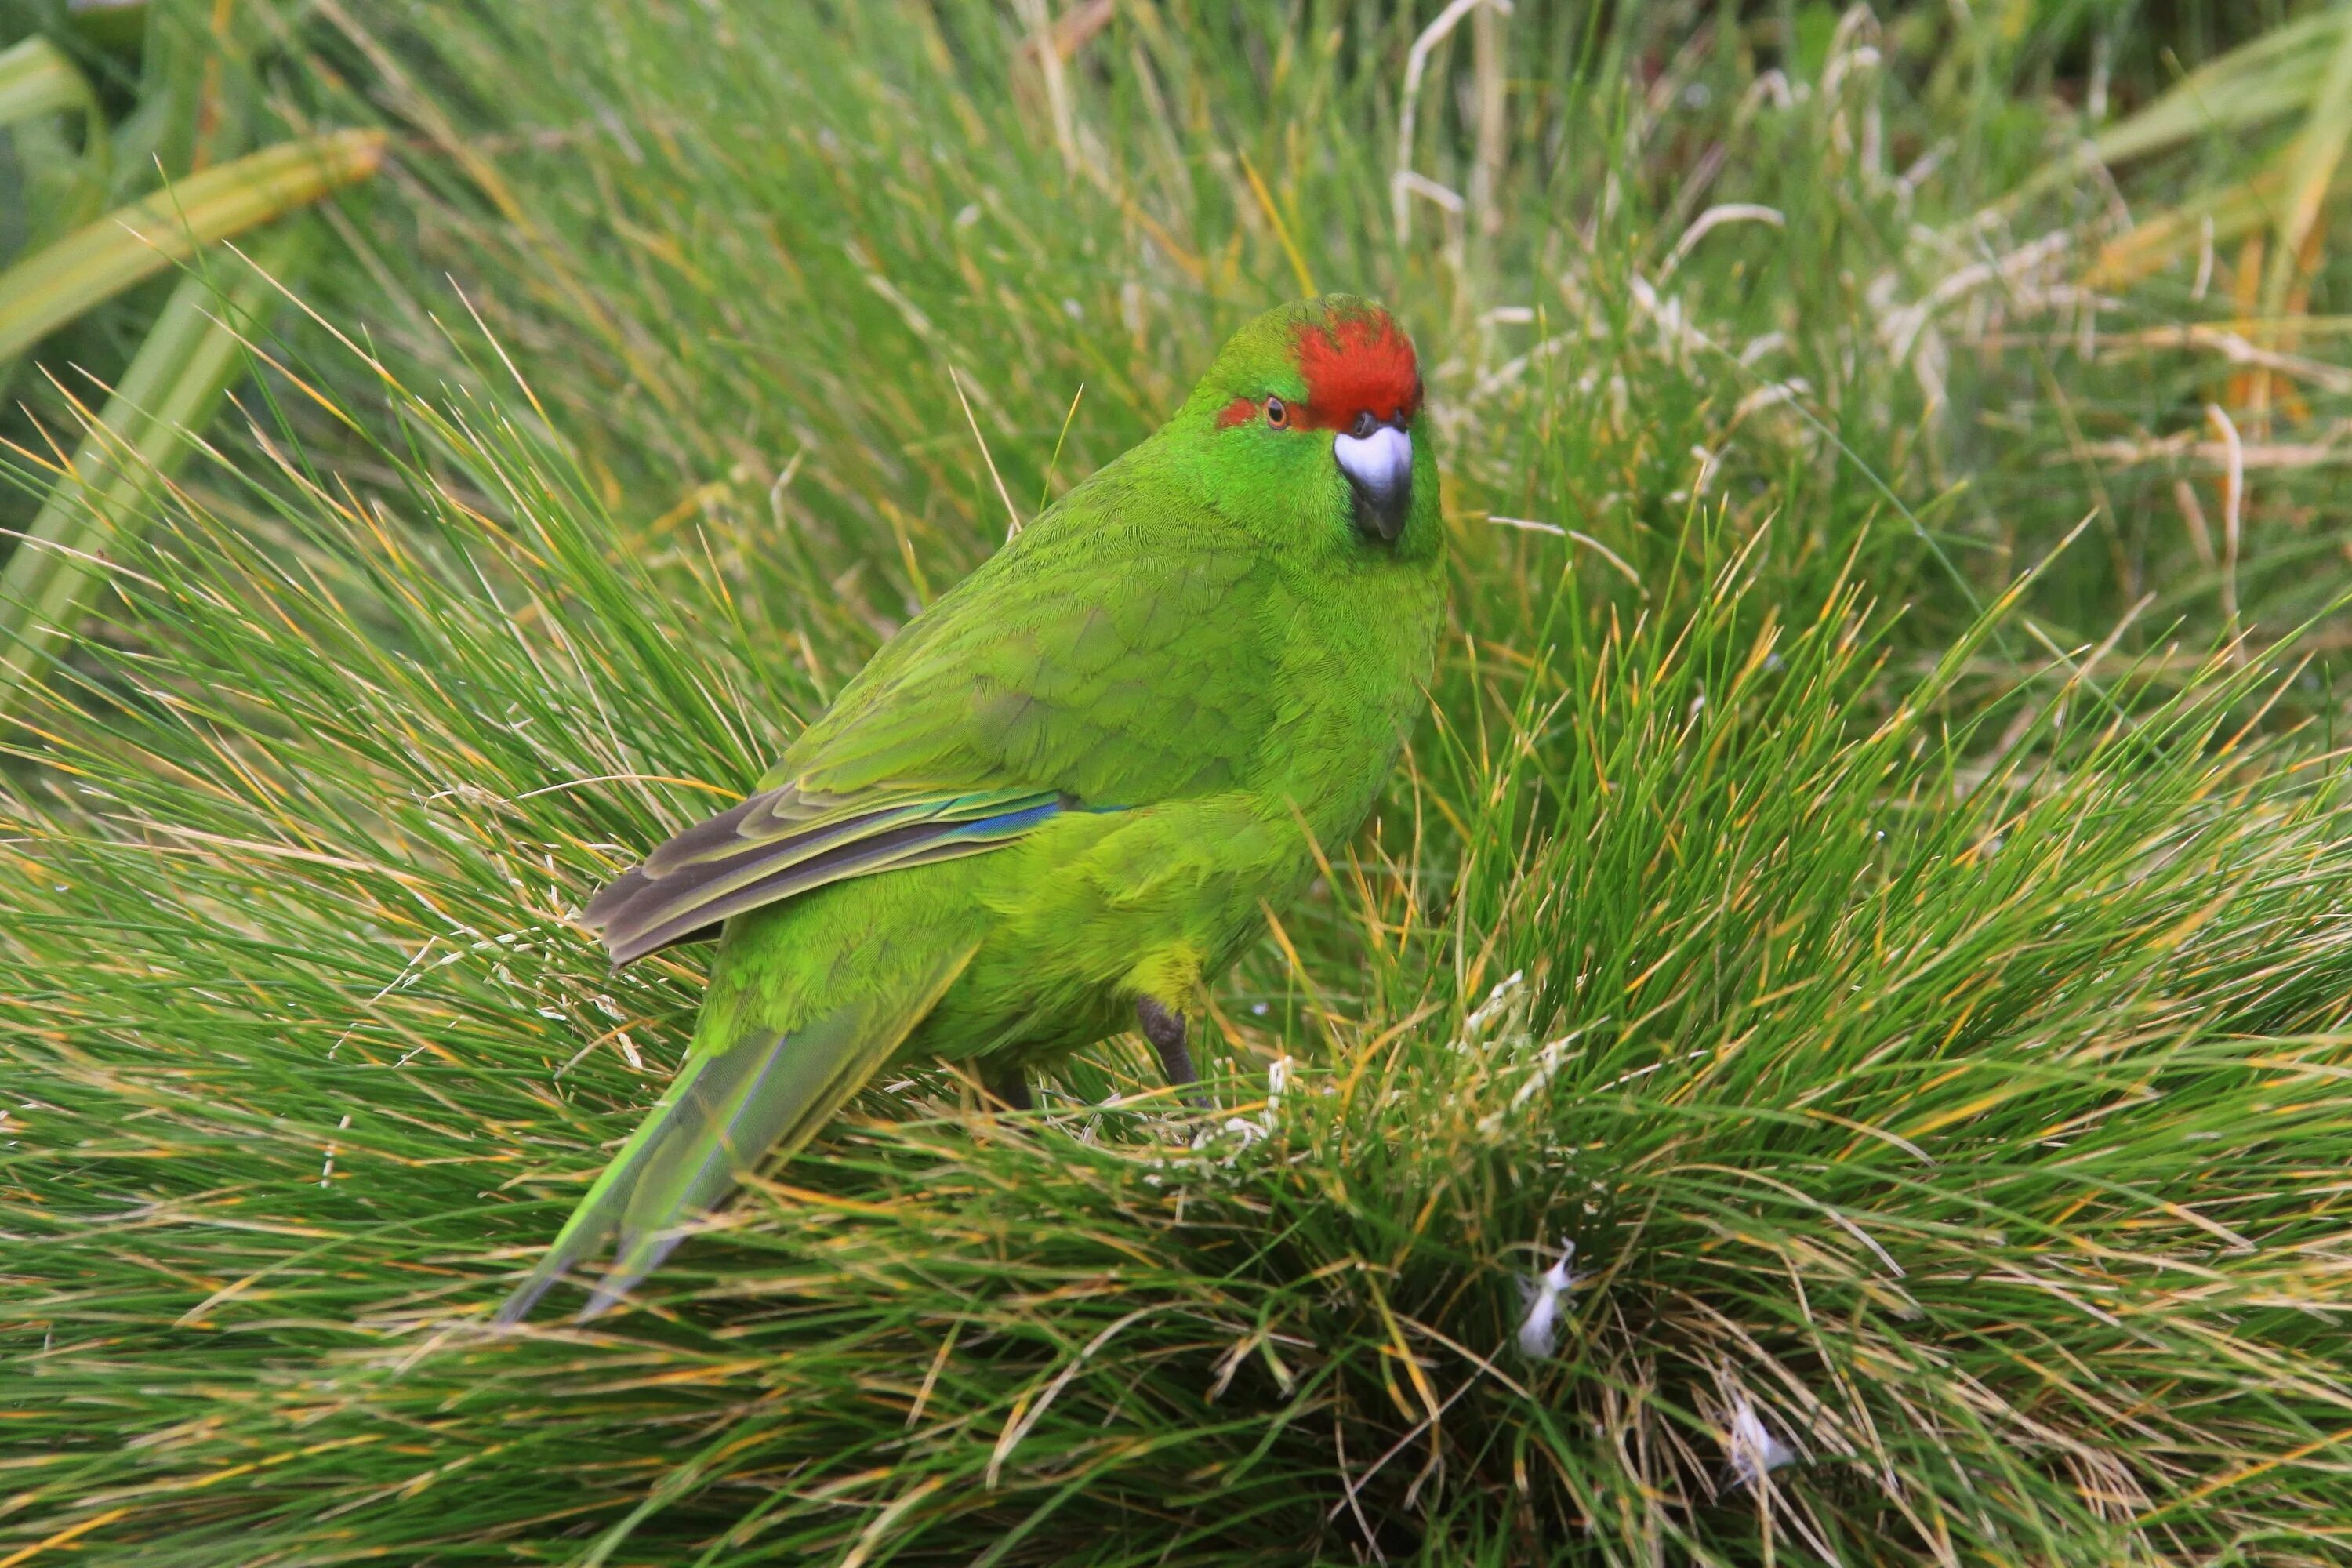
[1136, 997, 1202, 1105]
[983, 1068, 1033, 1112]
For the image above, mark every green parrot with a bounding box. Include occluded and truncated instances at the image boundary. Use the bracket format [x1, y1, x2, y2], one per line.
[500, 295, 1445, 1323]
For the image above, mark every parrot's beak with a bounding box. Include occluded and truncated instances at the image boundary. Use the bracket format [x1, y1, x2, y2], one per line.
[1335, 425, 1413, 543]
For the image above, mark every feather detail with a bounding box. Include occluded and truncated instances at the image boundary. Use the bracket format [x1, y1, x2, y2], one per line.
[585, 786, 1063, 966]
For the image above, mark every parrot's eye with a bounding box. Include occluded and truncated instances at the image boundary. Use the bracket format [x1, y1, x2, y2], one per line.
[1265, 396, 1289, 429]
[1351, 410, 1376, 439]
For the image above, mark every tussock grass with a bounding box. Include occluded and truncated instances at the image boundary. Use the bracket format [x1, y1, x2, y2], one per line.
[3, 2, 2350, 1562]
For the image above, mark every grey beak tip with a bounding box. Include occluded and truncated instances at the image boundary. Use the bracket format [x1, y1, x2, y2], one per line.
[1336, 425, 1413, 543]
[1352, 474, 1410, 543]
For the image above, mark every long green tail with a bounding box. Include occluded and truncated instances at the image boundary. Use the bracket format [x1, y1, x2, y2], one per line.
[499, 943, 977, 1323]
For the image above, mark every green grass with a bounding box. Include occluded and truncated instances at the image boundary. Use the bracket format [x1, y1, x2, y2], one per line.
[3, 2, 2350, 1562]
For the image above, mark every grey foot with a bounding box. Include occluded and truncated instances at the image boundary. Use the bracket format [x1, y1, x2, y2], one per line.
[983, 1069, 1033, 1112]
[1137, 997, 1204, 1106]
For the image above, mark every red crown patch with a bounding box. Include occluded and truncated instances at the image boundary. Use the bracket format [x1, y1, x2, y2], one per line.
[1294, 310, 1421, 431]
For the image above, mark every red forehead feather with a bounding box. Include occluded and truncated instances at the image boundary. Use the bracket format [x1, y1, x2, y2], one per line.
[1293, 310, 1421, 429]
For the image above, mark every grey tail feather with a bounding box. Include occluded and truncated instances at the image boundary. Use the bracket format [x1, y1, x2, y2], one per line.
[495, 942, 977, 1325]
[571, 1026, 810, 1322]
[575, 1232, 688, 1322]
[492, 1035, 779, 1326]
[495, 1261, 566, 1327]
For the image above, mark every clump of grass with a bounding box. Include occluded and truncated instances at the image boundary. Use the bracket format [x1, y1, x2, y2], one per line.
[3, 2, 2350, 1563]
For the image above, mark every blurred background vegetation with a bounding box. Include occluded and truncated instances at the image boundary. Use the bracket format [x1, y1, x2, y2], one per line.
[2, 1, 2349, 1563]
[0, 0, 379, 705]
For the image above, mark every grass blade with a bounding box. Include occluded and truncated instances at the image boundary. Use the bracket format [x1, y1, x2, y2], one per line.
[0, 236, 301, 713]
[0, 128, 382, 368]
[2260, 6, 2352, 318]
[0, 35, 107, 169]
[2089, 10, 2344, 166]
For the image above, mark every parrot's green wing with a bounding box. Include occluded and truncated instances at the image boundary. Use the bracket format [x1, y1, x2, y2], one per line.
[585, 478, 1274, 966]
[585, 784, 1060, 965]
[786, 506, 1272, 804]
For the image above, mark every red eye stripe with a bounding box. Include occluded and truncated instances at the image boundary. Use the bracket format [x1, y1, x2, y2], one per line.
[1293, 310, 1420, 432]
[1216, 395, 1258, 428]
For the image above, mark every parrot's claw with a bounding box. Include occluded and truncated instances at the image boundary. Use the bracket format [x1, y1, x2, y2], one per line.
[984, 1069, 1033, 1112]
[1137, 997, 1206, 1109]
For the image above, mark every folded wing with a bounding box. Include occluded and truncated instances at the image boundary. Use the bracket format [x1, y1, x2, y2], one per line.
[584, 476, 1273, 967]
[585, 785, 1062, 965]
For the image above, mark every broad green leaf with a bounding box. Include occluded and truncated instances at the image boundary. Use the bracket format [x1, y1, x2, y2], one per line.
[2261, 5, 2352, 317]
[1984, 12, 2350, 228]
[0, 36, 103, 141]
[2089, 10, 2345, 167]
[2083, 153, 2352, 289]
[0, 127, 383, 368]
[0, 235, 305, 716]
[0, 36, 111, 395]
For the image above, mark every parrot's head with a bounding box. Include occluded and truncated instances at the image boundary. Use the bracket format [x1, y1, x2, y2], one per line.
[1176, 295, 1437, 561]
